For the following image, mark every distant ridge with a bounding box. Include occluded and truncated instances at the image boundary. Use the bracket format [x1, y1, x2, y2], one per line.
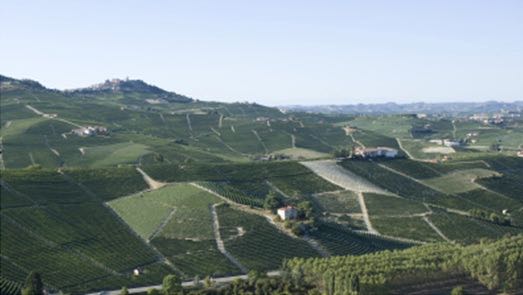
[69, 78, 192, 103]
[0, 75, 192, 103]
[280, 101, 523, 115]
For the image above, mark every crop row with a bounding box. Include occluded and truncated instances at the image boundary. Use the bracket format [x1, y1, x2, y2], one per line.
[216, 204, 318, 270]
[309, 222, 411, 256]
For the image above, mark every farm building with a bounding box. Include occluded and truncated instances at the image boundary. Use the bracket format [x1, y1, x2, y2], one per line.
[277, 206, 298, 220]
[72, 126, 109, 137]
[443, 139, 460, 147]
[353, 147, 398, 158]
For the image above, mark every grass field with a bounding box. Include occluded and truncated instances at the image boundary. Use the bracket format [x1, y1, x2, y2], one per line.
[109, 184, 221, 240]
[75, 142, 151, 167]
[423, 168, 499, 194]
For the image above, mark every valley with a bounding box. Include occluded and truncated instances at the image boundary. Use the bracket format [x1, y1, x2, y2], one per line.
[1, 75, 522, 294]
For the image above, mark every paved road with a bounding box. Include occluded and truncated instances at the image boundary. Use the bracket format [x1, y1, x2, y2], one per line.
[86, 271, 280, 295]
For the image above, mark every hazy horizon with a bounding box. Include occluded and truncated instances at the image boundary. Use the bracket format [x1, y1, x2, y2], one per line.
[2, 0, 522, 105]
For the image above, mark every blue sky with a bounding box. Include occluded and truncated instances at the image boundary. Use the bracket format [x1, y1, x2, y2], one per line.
[1, 0, 522, 105]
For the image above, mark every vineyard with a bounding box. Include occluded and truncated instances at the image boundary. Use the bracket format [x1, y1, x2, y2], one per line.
[196, 181, 275, 207]
[371, 216, 444, 242]
[309, 222, 411, 256]
[2, 76, 523, 294]
[64, 166, 149, 201]
[338, 160, 478, 211]
[311, 191, 360, 214]
[216, 204, 318, 270]
[427, 208, 523, 244]
[363, 193, 427, 216]
[300, 160, 388, 194]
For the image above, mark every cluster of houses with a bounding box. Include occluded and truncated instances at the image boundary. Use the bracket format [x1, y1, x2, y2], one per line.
[469, 113, 506, 126]
[72, 126, 109, 137]
[353, 146, 399, 158]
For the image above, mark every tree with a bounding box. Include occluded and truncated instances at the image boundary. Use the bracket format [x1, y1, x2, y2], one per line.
[193, 275, 201, 287]
[21, 272, 44, 295]
[147, 288, 161, 295]
[451, 286, 465, 295]
[323, 270, 335, 295]
[119, 287, 129, 295]
[350, 275, 360, 294]
[264, 191, 283, 212]
[248, 270, 261, 285]
[204, 276, 213, 288]
[297, 201, 313, 219]
[162, 274, 182, 295]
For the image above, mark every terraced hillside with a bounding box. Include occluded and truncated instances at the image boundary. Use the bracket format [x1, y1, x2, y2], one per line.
[2, 76, 522, 294]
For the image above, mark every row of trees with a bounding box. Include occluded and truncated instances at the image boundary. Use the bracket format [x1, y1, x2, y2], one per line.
[468, 208, 511, 226]
[283, 235, 523, 294]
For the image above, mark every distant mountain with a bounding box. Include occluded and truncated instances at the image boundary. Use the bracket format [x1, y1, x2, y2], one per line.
[69, 78, 192, 103]
[280, 101, 523, 115]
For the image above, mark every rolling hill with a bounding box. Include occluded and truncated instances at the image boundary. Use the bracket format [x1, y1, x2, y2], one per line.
[1, 75, 522, 294]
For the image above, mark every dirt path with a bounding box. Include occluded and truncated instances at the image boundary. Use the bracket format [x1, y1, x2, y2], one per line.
[291, 134, 296, 148]
[423, 216, 451, 242]
[192, 183, 320, 254]
[148, 208, 177, 242]
[219, 114, 223, 128]
[211, 204, 248, 273]
[214, 135, 246, 156]
[28, 152, 36, 165]
[349, 133, 365, 148]
[3, 120, 12, 129]
[0, 137, 5, 170]
[136, 167, 166, 190]
[251, 130, 268, 153]
[357, 192, 379, 234]
[210, 127, 221, 136]
[25, 104, 44, 115]
[186, 113, 193, 132]
[396, 137, 415, 160]
[26, 104, 84, 128]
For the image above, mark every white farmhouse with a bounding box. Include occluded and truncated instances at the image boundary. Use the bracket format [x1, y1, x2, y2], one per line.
[443, 139, 460, 147]
[277, 206, 298, 220]
[353, 147, 398, 158]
